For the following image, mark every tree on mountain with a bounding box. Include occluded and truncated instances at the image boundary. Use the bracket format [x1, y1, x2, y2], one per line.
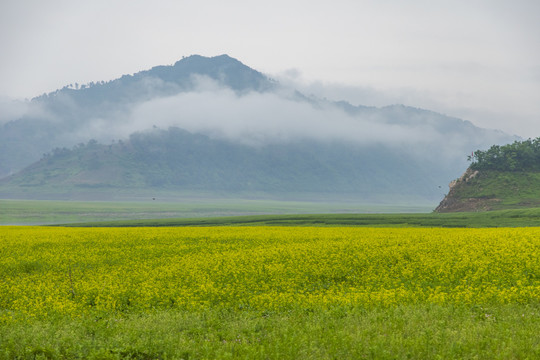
[469, 138, 540, 171]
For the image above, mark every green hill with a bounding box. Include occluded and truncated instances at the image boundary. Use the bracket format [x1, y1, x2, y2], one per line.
[0, 127, 448, 202]
[436, 138, 540, 212]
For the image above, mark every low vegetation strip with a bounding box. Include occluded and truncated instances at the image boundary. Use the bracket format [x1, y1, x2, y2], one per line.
[2, 226, 539, 358]
[58, 207, 540, 227]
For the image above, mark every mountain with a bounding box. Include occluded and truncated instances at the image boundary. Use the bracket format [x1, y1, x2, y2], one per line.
[0, 126, 448, 201]
[0, 55, 273, 177]
[0, 55, 519, 203]
[436, 138, 540, 212]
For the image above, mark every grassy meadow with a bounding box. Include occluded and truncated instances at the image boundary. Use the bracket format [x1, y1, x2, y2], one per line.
[4, 198, 540, 228]
[60, 207, 540, 228]
[0, 199, 433, 225]
[1, 226, 539, 359]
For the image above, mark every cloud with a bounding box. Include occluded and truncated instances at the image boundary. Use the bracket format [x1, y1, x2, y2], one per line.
[0, 73, 518, 180]
[0, 97, 33, 125]
[48, 76, 508, 175]
[101, 78, 441, 149]
[1, 0, 538, 142]
[2, 73, 514, 165]
[0, 96, 54, 125]
[275, 70, 540, 139]
[2, 72, 512, 170]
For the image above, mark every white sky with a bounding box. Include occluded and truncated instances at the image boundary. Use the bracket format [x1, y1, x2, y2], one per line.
[1, 0, 539, 137]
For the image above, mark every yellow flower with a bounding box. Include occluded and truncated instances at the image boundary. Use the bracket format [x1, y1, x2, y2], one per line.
[0, 226, 538, 319]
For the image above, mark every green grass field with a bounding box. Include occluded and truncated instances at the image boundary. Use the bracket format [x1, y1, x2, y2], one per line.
[0, 199, 433, 225]
[3, 305, 538, 359]
[3, 199, 540, 227]
[59, 208, 540, 228]
[56, 207, 540, 228]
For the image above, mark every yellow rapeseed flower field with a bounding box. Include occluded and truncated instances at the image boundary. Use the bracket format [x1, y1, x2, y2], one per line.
[1, 226, 539, 321]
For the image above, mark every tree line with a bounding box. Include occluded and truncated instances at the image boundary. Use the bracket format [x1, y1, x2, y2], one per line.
[469, 138, 540, 171]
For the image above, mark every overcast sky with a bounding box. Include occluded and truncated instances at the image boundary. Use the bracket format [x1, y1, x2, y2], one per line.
[1, 0, 539, 137]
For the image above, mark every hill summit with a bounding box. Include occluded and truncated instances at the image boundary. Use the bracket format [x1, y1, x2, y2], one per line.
[436, 138, 540, 212]
[0, 54, 272, 178]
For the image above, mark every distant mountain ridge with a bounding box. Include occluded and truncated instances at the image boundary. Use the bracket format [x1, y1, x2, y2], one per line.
[33, 54, 273, 105]
[0, 55, 273, 177]
[0, 54, 519, 203]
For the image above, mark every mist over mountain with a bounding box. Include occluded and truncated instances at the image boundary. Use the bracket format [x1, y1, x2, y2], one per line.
[0, 55, 518, 203]
[0, 55, 273, 176]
